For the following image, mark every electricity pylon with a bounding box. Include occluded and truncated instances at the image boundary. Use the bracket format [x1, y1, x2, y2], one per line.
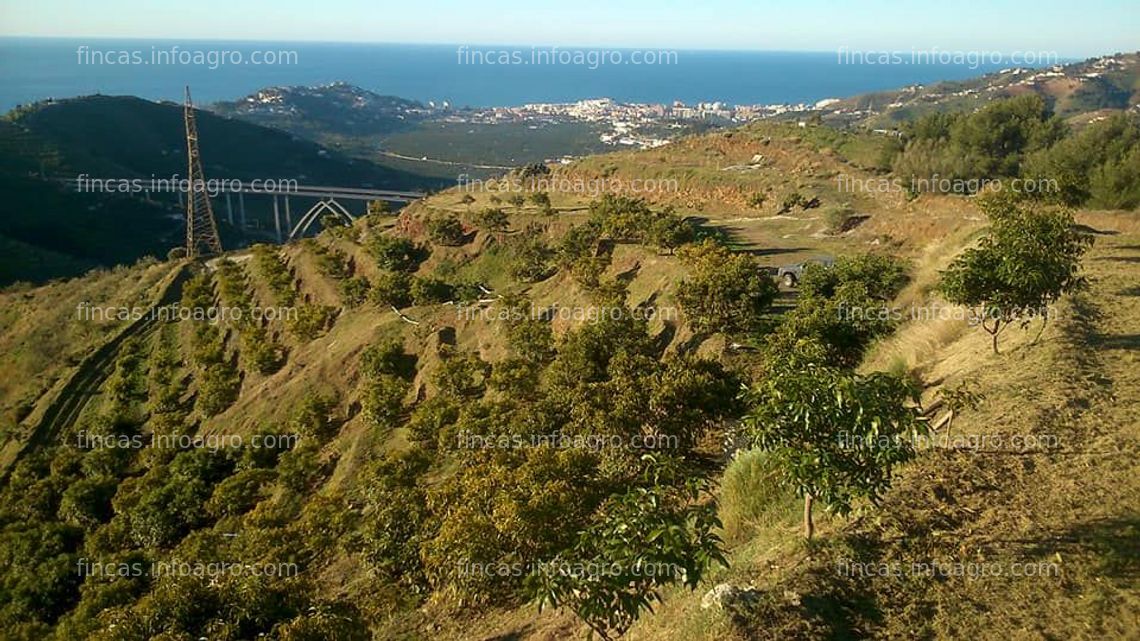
[183, 86, 223, 258]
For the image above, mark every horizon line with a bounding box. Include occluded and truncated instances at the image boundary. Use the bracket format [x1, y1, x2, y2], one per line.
[0, 35, 1116, 60]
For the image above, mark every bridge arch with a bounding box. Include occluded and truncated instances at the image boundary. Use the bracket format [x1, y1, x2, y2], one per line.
[288, 198, 356, 240]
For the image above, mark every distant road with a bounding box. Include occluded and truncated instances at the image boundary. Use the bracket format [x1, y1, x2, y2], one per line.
[378, 150, 514, 170]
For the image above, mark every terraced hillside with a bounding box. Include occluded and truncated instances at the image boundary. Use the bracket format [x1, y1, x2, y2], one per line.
[0, 105, 1136, 641]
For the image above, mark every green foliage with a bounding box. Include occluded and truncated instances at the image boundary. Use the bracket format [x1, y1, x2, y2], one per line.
[506, 193, 527, 209]
[472, 207, 510, 232]
[370, 270, 413, 308]
[274, 602, 371, 641]
[939, 194, 1092, 352]
[505, 303, 556, 364]
[338, 275, 371, 307]
[204, 468, 277, 518]
[741, 360, 926, 537]
[57, 476, 117, 529]
[360, 340, 415, 379]
[197, 362, 241, 417]
[528, 478, 728, 641]
[0, 520, 83, 625]
[352, 449, 432, 588]
[1023, 113, 1140, 208]
[251, 244, 298, 306]
[430, 347, 490, 399]
[410, 276, 455, 305]
[529, 191, 553, 214]
[276, 441, 329, 493]
[422, 446, 605, 605]
[361, 375, 410, 428]
[893, 95, 1066, 192]
[773, 253, 911, 368]
[406, 395, 461, 448]
[510, 225, 557, 283]
[647, 214, 697, 254]
[289, 392, 340, 442]
[287, 303, 337, 341]
[241, 325, 287, 375]
[800, 253, 910, 302]
[119, 449, 236, 548]
[307, 241, 351, 280]
[426, 214, 467, 246]
[779, 191, 808, 213]
[676, 240, 778, 335]
[367, 234, 425, 272]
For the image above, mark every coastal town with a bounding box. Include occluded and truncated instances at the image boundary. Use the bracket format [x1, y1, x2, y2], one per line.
[438, 97, 830, 148]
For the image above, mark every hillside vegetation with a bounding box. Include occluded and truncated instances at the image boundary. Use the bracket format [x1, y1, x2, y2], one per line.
[0, 96, 449, 286]
[0, 95, 1136, 641]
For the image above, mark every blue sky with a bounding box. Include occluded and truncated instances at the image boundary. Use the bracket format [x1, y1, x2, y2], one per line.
[0, 0, 1136, 56]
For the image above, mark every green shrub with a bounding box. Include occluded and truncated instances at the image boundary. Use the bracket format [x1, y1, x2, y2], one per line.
[410, 276, 455, 305]
[676, 240, 778, 335]
[367, 235, 424, 272]
[371, 271, 412, 308]
[426, 215, 466, 246]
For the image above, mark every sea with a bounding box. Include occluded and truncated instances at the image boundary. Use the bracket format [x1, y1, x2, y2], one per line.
[0, 38, 1054, 111]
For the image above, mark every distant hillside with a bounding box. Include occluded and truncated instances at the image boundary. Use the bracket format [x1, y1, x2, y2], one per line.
[5, 94, 441, 187]
[823, 53, 1140, 127]
[211, 82, 429, 139]
[0, 95, 449, 285]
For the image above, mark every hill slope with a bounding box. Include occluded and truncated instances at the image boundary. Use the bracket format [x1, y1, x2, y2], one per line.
[0, 95, 450, 285]
[0, 101, 1136, 641]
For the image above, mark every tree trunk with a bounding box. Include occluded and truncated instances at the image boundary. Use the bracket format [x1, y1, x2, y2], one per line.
[803, 494, 815, 540]
[990, 320, 1001, 354]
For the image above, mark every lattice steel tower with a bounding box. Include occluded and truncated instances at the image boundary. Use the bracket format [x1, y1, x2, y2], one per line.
[183, 87, 223, 258]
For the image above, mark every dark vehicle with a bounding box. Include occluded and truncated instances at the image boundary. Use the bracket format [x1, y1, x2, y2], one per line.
[774, 256, 835, 288]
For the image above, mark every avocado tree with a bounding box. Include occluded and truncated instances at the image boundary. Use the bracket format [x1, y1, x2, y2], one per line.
[676, 240, 778, 335]
[939, 195, 1092, 353]
[528, 477, 727, 641]
[740, 351, 926, 539]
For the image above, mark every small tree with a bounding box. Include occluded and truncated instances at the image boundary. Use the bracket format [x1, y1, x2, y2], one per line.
[459, 193, 476, 209]
[473, 207, 509, 233]
[939, 195, 1092, 353]
[647, 215, 696, 254]
[529, 191, 553, 215]
[528, 478, 727, 640]
[507, 193, 527, 210]
[676, 240, 778, 335]
[741, 353, 927, 539]
[426, 214, 466, 246]
[367, 234, 424, 272]
[371, 271, 413, 308]
[940, 380, 983, 439]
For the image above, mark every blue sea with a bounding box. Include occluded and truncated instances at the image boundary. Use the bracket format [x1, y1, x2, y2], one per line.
[0, 38, 1053, 111]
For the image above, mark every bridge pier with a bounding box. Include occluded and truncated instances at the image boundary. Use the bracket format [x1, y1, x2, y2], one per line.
[225, 192, 234, 225]
[284, 196, 293, 232]
[273, 196, 283, 243]
[239, 192, 246, 229]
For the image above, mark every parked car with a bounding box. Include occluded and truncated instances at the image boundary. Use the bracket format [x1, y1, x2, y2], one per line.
[774, 256, 835, 288]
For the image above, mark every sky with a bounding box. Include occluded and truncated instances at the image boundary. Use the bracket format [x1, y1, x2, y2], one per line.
[0, 0, 1137, 57]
